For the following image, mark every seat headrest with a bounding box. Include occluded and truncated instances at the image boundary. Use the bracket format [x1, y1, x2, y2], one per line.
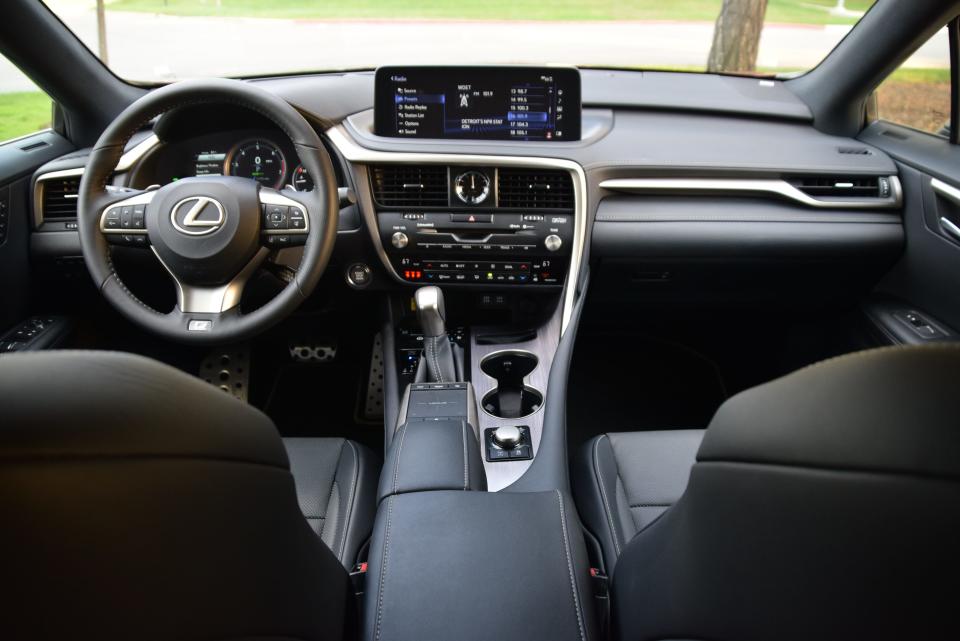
[0, 350, 288, 468]
[699, 344, 960, 479]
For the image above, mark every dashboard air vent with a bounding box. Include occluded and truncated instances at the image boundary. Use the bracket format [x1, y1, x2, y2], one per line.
[498, 169, 574, 210]
[792, 175, 884, 198]
[371, 165, 448, 207]
[41, 176, 81, 219]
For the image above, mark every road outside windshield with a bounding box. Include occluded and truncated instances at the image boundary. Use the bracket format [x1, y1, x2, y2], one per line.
[0, 1, 950, 141]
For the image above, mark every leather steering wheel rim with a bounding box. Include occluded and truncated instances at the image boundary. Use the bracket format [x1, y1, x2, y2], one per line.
[77, 78, 339, 344]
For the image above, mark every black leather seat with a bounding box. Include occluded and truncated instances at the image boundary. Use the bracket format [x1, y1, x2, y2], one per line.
[573, 429, 703, 573]
[285, 437, 379, 567]
[0, 350, 378, 640]
[575, 345, 960, 640]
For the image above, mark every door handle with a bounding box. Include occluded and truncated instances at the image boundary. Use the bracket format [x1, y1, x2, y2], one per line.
[940, 216, 960, 242]
[930, 179, 960, 242]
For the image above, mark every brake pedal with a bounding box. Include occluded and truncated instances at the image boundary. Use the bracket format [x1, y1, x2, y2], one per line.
[362, 332, 385, 421]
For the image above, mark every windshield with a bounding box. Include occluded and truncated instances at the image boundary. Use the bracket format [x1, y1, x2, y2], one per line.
[38, 1, 941, 83]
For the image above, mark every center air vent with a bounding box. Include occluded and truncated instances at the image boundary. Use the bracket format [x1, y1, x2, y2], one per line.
[371, 165, 448, 207]
[792, 175, 887, 199]
[498, 169, 574, 210]
[41, 176, 81, 219]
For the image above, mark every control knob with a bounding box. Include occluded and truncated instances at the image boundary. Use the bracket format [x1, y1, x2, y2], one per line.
[391, 231, 409, 249]
[544, 234, 562, 252]
[492, 425, 523, 449]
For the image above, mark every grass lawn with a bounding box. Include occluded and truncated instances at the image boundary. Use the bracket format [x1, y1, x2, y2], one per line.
[106, 0, 876, 25]
[0, 91, 51, 141]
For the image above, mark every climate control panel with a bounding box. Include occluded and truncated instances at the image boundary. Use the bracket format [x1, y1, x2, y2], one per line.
[376, 210, 573, 286]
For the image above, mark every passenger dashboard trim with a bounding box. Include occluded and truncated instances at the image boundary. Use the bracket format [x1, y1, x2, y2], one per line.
[598, 176, 903, 210]
[325, 125, 587, 336]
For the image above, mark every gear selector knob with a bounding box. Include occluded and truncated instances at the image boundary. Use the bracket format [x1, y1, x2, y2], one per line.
[415, 286, 447, 338]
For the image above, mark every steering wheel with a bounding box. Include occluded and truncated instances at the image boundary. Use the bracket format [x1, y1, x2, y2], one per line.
[77, 78, 338, 344]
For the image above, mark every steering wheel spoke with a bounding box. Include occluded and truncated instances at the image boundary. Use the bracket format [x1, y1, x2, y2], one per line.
[259, 188, 310, 249]
[150, 245, 270, 316]
[100, 189, 156, 249]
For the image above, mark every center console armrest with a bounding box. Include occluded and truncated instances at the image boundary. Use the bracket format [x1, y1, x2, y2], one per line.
[381, 382, 486, 502]
[365, 490, 597, 641]
[379, 418, 486, 502]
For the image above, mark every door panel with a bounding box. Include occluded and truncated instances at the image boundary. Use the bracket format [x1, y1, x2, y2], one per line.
[859, 121, 960, 335]
[0, 129, 75, 331]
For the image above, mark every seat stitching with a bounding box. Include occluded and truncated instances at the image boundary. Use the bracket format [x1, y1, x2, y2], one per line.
[555, 489, 587, 641]
[320, 480, 339, 538]
[337, 440, 360, 562]
[629, 503, 672, 508]
[392, 424, 408, 495]
[592, 435, 622, 556]
[462, 420, 469, 490]
[374, 495, 394, 641]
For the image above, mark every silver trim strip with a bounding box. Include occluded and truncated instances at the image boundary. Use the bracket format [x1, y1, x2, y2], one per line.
[931, 177, 960, 206]
[598, 176, 903, 209]
[33, 134, 162, 228]
[324, 125, 587, 335]
[151, 246, 270, 314]
[928, 179, 960, 243]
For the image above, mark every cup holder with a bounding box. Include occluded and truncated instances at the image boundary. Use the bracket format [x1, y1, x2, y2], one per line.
[480, 351, 543, 419]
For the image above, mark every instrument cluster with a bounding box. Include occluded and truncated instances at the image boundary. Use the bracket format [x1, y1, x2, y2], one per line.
[130, 129, 316, 192]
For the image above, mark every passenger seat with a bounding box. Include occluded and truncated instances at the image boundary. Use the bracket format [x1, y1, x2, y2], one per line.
[573, 429, 703, 573]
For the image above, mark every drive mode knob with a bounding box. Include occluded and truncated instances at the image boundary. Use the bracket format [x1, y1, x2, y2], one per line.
[391, 231, 409, 249]
[493, 425, 522, 449]
[544, 234, 562, 252]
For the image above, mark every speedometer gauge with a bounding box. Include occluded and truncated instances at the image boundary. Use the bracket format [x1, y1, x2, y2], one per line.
[225, 139, 286, 188]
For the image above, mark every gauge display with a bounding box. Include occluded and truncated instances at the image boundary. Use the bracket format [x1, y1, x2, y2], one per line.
[454, 170, 491, 205]
[225, 139, 286, 188]
[292, 164, 314, 191]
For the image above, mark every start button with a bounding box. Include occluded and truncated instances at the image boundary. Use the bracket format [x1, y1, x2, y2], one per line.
[346, 263, 373, 289]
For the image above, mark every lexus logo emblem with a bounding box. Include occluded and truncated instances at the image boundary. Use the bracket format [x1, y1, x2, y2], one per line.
[170, 196, 226, 235]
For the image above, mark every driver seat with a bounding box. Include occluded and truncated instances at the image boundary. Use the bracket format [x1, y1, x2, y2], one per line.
[0, 350, 377, 641]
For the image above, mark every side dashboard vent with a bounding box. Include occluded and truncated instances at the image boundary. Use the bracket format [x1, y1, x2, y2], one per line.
[791, 175, 888, 199]
[371, 165, 448, 207]
[41, 176, 81, 219]
[498, 169, 574, 210]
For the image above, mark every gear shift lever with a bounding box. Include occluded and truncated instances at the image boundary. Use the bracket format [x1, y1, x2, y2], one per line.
[414, 286, 459, 383]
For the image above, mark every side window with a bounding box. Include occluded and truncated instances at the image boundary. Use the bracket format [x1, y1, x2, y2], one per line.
[874, 25, 951, 137]
[0, 55, 52, 144]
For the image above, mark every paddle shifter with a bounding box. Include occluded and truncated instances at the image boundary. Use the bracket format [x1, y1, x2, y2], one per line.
[414, 286, 460, 383]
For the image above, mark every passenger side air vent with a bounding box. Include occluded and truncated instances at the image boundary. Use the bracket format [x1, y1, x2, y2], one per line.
[498, 169, 574, 210]
[371, 165, 448, 207]
[792, 175, 888, 198]
[41, 176, 81, 219]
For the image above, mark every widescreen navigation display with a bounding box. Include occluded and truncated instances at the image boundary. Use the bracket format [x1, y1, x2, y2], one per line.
[374, 66, 581, 142]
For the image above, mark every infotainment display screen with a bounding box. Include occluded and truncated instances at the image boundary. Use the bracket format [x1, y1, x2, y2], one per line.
[374, 66, 581, 142]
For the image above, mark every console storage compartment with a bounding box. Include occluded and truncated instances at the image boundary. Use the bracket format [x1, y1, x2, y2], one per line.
[364, 490, 596, 641]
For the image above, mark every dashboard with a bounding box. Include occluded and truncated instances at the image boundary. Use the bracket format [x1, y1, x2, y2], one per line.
[29, 66, 905, 325]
